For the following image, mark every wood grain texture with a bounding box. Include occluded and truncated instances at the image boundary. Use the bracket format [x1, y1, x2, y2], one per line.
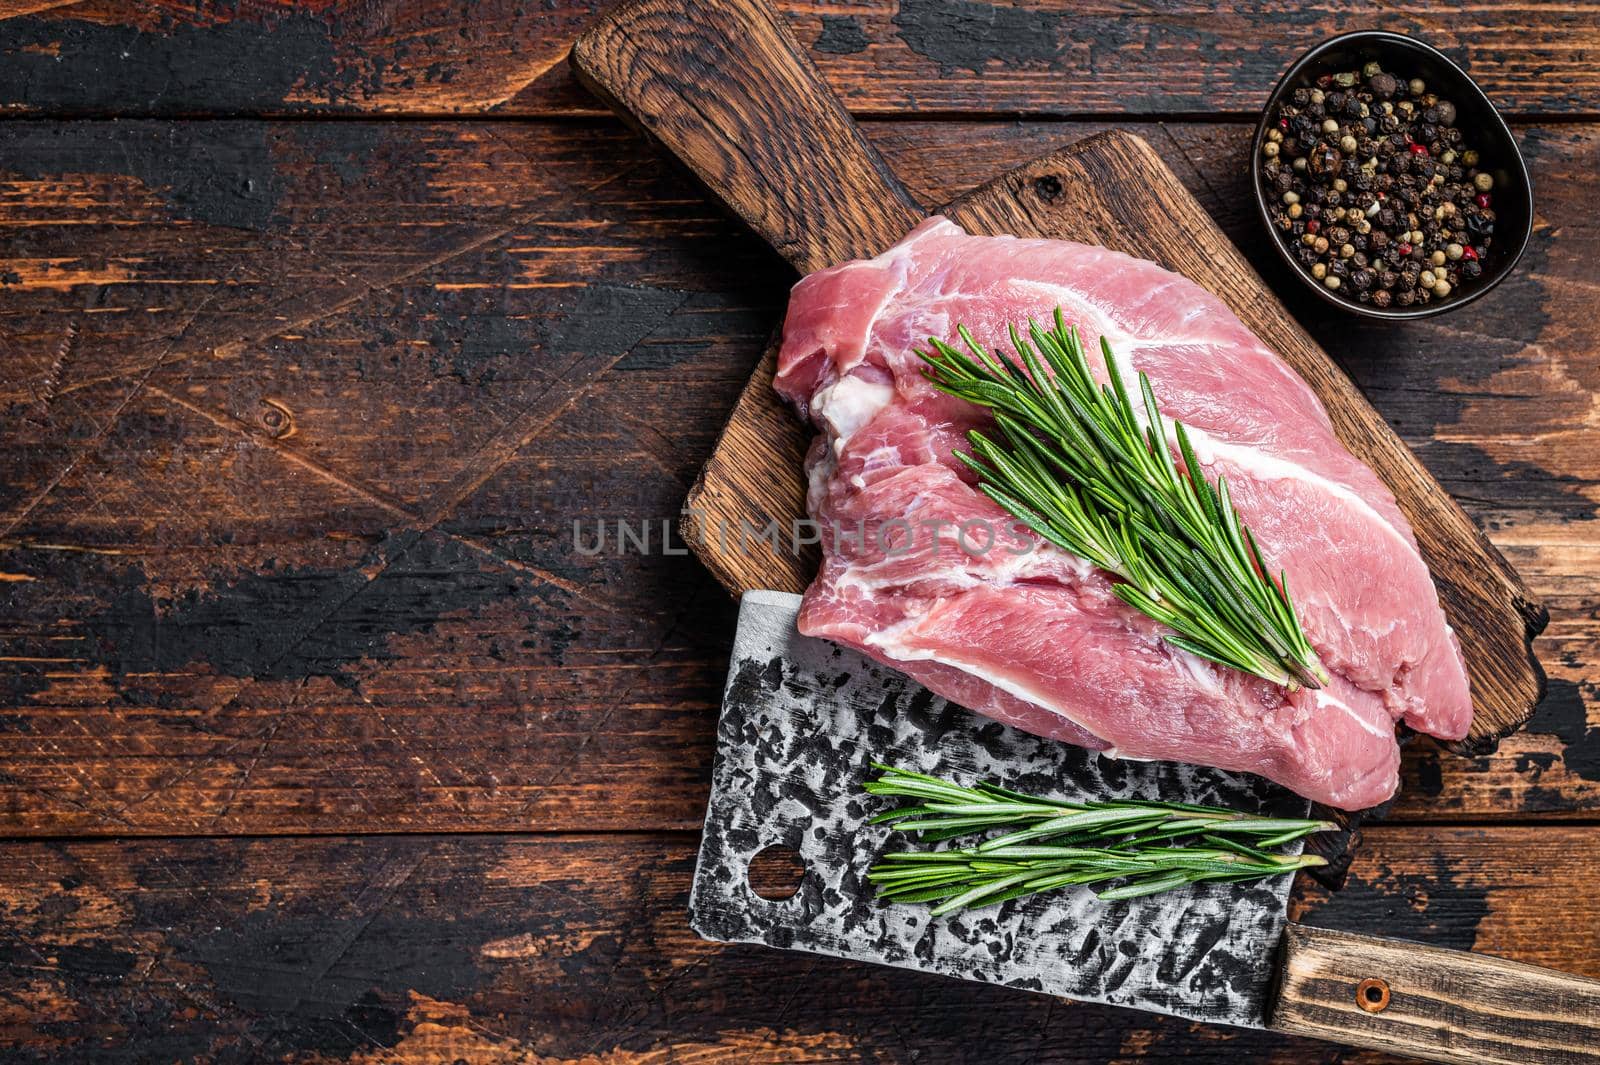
[0, 0, 1597, 1057]
[580, 0, 1543, 751]
[572, 0, 923, 273]
[5, 1, 1600, 117]
[0, 119, 1596, 835]
[1272, 924, 1600, 1064]
[0, 825, 1593, 1064]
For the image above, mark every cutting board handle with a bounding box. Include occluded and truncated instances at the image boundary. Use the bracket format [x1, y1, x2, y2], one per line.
[1271, 924, 1600, 1063]
[571, 0, 924, 273]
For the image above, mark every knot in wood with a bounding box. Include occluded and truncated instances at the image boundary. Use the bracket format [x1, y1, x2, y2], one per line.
[259, 398, 296, 440]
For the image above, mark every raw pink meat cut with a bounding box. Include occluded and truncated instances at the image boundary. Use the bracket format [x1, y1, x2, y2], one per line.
[774, 217, 1472, 810]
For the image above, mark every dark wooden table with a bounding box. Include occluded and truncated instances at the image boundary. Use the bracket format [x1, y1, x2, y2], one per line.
[0, 3, 1596, 1062]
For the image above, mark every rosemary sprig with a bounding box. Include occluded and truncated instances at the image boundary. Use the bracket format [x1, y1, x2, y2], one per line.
[865, 765, 1331, 913]
[918, 309, 1327, 690]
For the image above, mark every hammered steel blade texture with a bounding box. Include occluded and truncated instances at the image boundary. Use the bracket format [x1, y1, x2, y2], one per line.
[690, 590, 1312, 1029]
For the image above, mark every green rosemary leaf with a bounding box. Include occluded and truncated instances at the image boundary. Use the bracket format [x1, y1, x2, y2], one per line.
[1202, 818, 1340, 836]
[918, 312, 1326, 690]
[1095, 872, 1195, 901]
[865, 766, 1330, 911]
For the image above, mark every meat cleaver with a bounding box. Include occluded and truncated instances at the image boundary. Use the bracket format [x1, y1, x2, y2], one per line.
[693, 592, 1600, 1064]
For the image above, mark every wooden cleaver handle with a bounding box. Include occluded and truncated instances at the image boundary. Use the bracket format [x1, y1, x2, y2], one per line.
[571, 0, 923, 273]
[1271, 924, 1600, 1063]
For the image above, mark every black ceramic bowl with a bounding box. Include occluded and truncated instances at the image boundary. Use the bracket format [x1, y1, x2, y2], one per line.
[1252, 31, 1533, 320]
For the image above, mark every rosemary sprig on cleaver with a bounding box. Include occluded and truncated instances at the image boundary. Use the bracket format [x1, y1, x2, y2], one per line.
[865, 765, 1332, 913]
[918, 309, 1328, 690]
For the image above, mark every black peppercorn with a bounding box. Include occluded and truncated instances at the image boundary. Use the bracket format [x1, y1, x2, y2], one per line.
[1265, 63, 1495, 308]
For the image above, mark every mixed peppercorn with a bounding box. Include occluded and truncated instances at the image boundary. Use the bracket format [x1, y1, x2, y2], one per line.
[1261, 62, 1497, 310]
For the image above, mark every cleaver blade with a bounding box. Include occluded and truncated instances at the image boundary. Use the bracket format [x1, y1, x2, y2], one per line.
[689, 589, 1310, 1030]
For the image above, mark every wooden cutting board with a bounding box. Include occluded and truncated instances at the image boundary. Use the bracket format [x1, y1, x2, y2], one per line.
[572, 0, 1546, 750]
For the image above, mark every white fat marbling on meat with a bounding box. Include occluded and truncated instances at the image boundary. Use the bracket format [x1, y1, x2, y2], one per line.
[1087, 339, 1414, 552]
[813, 374, 893, 455]
[1313, 687, 1393, 740]
[865, 620, 1107, 746]
[1180, 425, 1415, 552]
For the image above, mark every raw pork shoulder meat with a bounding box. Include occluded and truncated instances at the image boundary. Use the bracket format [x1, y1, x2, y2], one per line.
[774, 217, 1472, 809]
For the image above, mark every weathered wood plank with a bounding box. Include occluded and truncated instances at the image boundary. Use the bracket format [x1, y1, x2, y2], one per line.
[0, 119, 1595, 834]
[0, 826, 1591, 1063]
[4, 1, 1600, 118]
[572, 0, 925, 274]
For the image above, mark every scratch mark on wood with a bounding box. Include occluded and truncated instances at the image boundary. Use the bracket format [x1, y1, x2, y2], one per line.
[35, 320, 78, 414]
[143, 382, 419, 520]
[0, 273, 235, 541]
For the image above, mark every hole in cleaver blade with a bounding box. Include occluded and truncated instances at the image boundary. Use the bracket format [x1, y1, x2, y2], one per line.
[689, 589, 1312, 1030]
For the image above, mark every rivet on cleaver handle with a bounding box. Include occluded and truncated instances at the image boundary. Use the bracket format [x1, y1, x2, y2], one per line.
[690, 590, 1312, 1030]
[570, 0, 923, 273]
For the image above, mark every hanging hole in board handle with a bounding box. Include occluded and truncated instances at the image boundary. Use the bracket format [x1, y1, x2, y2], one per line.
[747, 844, 806, 901]
[1356, 977, 1391, 1013]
